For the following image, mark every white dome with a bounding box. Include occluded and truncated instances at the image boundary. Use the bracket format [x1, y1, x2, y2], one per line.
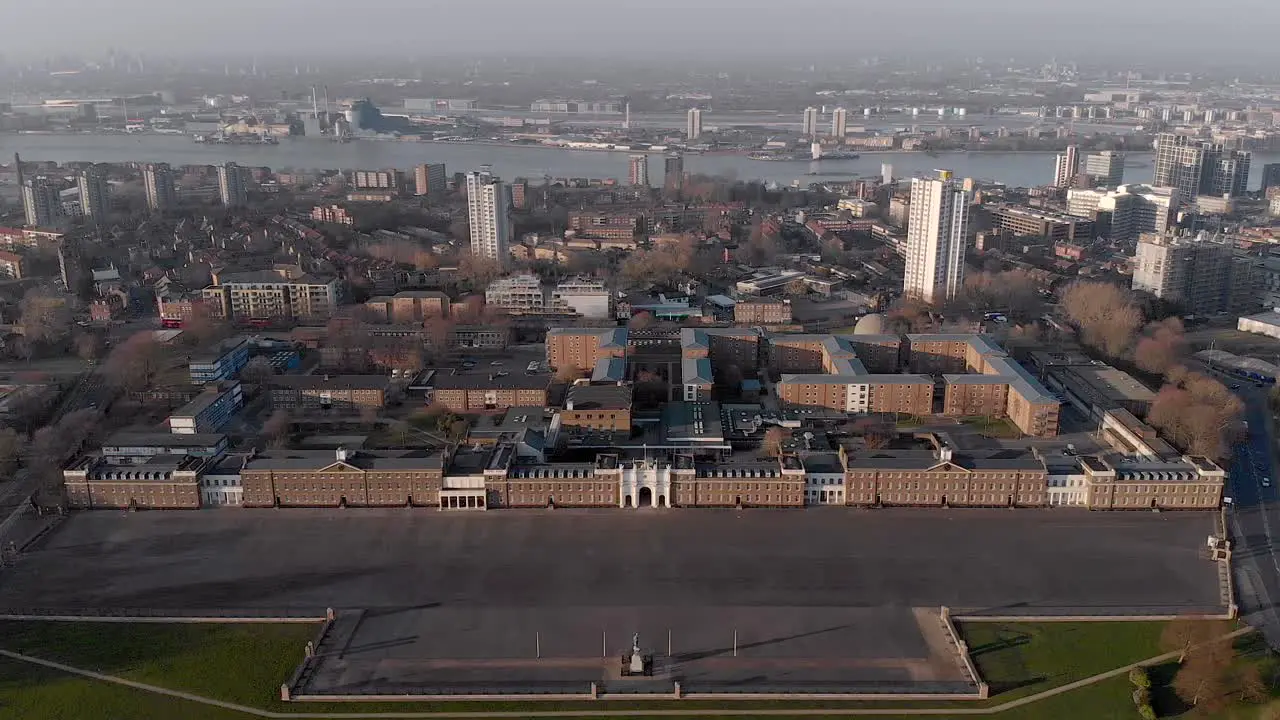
[853, 313, 886, 335]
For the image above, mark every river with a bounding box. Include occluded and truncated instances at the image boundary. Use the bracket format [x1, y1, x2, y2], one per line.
[3, 133, 1278, 189]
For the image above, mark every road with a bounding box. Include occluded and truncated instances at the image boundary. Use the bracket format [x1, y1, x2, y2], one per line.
[1222, 379, 1280, 647]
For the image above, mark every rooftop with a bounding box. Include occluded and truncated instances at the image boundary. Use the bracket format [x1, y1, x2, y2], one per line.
[270, 375, 390, 391]
[433, 371, 551, 391]
[662, 401, 726, 443]
[245, 449, 444, 472]
[103, 432, 229, 449]
[565, 383, 633, 411]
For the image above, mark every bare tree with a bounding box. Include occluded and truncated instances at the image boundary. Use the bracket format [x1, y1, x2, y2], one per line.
[1171, 640, 1232, 710]
[1147, 372, 1243, 460]
[0, 428, 24, 476]
[239, 357, 275, 385]
[73, 332, 104, 362]
[182, 303, 230, 347]
[1236, 662, 1269, 703]
[1134, 318, 1187, 375]
[741, 227, 779, 265]
[1160, 619, 1219, 664]
[457, 252, 501, 290]
[628, 311, 655, 330]
[102, 331, 165, 393]
[1059, 281, 1144, 358]
[262, 410, 291, 448]
[762, 426, 787, 457]
[18, 290, 74, 353]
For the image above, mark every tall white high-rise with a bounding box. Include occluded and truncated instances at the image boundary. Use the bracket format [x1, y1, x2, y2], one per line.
[217, 162, 248, 207]
[830, 107, 847, 138]
[1083, 151, 1125, 188]
[903, 171, 971, 304]
[801, 106, 820, 138]
[686, 108, 703, 140]
[77, 165, 110, 220]
[881, 163, 894, 186]
[465, 167, 512, 269]
[1053, 145, 1079, 187]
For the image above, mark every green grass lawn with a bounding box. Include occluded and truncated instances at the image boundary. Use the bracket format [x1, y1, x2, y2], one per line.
[0, 618, 1243, 719]
[958, 416, 1021, 439]
[959, 621, 1180, 702]
[0, 657, 249, 720]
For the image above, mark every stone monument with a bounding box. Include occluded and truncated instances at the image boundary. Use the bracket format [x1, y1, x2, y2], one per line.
[630, 632, 645, 674]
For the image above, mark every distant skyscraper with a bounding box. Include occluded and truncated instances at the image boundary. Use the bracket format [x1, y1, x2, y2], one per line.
[142, 163, 177, 211]
[881, 163, 894, 185]
[414, 163, 446, 197]
[1053, 145, 1079, 187]
[903, 171, 971, 304]
[465, 167, 511, 269]
[1261, 163, 1280, 193]
[831, 107, 848, 138]
[664, 153, 685, 192]
[686, 108, 703, 140]
[217, 162, 247, 207]
[1200, 144, 1250, 197]
[21, 177, 59, 228]
[1153, 133, 1250, 198]
[1083, 151, 1125, 188]
[1152, 133, 1206, 199]
[801, 106, 820, 138]
[77, 164, 110, 220]
[628, 154, 650, 187]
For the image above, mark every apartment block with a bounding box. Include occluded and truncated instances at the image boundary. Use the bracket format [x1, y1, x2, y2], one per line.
[988, 204, 1093, 243]
[562, 384, 633, 432]
[734, 299, 792, 325]
[431, 373, 550, 412]
[908, 334, 1060, 437]
[546, 328, 628, 372]
[203, 267, 339, 321]
[269, 375, 390, 412]
[485, 274, 545, 312]
[364, 290, 450, 323]
[414, 163, 447, 197]
[189, 336, 251, 384]
[167, 382, 244, 434]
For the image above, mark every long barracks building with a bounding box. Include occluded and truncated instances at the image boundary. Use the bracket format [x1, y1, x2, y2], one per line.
[91, 438, 1222, 512]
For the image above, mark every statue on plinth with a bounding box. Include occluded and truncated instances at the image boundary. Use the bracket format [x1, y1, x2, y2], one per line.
[630, 632, 645, 674]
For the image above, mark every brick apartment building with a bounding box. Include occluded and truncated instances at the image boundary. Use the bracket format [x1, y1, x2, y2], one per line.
[431, 372, 550, 412]
[734, 299, 792, 325]
[546, 328, 628, 372]
[268, 375, 390, 412]
[907, 334, 1060, 437]
[562, 384, 633, 432]
[364, 290, 451, 323]
[681, 328, 761, 371]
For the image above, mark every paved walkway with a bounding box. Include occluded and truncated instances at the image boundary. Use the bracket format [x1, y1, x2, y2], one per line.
[0, 628, 1253, 718]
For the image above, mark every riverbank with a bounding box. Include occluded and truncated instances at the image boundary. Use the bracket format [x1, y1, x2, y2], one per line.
[1, 133, 1273, 188]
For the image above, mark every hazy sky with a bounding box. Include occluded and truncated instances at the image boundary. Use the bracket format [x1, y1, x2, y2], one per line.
[5, 0, 1280, 61]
